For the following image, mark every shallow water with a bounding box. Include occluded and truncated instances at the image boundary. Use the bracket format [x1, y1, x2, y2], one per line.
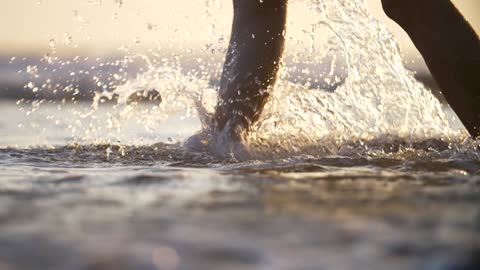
[1, 102, 480, 270]
[2, 0, 480, 269]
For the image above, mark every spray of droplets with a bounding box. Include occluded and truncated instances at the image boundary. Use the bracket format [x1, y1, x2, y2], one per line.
[19, 0, 473, 157]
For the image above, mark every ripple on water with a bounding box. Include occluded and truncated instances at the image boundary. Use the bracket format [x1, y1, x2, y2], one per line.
[2, 0, 480, 269]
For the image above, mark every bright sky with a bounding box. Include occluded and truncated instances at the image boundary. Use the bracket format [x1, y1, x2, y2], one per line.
[1, 0, 479, 58]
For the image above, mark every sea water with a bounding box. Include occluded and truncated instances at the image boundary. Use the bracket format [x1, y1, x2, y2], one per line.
[0, 0, 479, 269]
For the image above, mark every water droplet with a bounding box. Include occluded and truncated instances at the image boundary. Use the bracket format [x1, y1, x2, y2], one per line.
[88, 0, 102, 5]
[64, 33, 73, 46]
[145, 22, 156, 31]
[48, 39, 56, 50]
[114, 0, 123, 8]
[26, 65, 39, 77]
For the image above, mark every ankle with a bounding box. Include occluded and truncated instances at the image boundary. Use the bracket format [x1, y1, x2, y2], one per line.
[224, 116, 250, 133]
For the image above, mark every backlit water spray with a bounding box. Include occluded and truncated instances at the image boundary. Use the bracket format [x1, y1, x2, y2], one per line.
[18, 0, 476, 160]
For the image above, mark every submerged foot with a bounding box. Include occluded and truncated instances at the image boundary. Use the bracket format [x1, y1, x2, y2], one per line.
[183, 118, 252, 161]
[214, 118, 251, 161]
[183, 131, 211, 153]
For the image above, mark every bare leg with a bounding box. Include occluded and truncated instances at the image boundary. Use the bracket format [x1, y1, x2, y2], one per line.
[214, 0, 288, 138]
[185, 0, 287, 158]
[382, 0, 480, 138]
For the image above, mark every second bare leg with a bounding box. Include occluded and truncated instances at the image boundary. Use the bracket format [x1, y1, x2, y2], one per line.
[382, 0, 480, 138]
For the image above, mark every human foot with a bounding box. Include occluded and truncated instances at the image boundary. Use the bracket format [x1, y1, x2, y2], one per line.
[213, 118, 252, 161]
[183, 116, 252, 161]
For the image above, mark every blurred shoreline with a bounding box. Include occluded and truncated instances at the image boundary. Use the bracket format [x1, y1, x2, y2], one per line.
[0, 52, 444, 104]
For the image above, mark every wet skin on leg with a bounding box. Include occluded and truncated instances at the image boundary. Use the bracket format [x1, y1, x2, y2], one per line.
[184, 0, 287, 158]
[208, 0, 479, 157]
[214, 0, 288, 136]
[382, 0, 480, 138]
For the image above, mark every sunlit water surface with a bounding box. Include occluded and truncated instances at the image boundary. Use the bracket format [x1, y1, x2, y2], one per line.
[1, 101, 480, 270]
[1, 0, 480, 269]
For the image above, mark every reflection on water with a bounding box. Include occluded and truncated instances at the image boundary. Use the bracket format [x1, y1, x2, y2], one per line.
[1, 0, 480, 269]
[1, 103, 480, 270]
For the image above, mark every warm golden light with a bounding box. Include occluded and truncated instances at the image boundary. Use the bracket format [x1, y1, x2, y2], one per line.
[152, 245, 180, 270]
[1, 0, 478, 57]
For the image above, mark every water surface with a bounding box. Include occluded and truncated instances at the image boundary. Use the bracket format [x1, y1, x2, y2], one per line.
[1, 1, 480, 269]
[1, 102, 479, 270]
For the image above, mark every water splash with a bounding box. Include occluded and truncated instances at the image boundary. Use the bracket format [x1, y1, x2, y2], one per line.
[250, 0, 466, 157]
[106, 0, 468, 158]
[18, 0, 476, 159]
